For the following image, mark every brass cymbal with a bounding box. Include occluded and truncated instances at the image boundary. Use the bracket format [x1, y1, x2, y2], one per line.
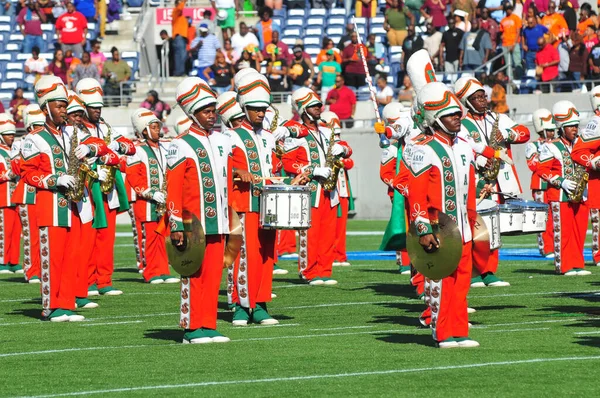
[471, 214, 491, 278]
[406, 212, 463, 280]
[167, 214, 206, 277]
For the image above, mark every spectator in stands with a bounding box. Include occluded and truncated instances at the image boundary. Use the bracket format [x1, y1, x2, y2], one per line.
[200, 9, 216, 35]
[326, 75, 356, 128]
[568, 33, 587, 91]
[559, 0, 577, 32]
[141, 90, 172, 125]
[313, 0, 335, 8]
[459, 19, 492, 71]
[453, 9, 471, 31]
[337, 23, 355, 51]
[522, 16, 548, 70]
[203, 52, 235, 95]
[294, 39, 316, 75]
[90, 40, 106, 76]
[587, 36, 600, 82]
[452, 0, 476, 16]
[234, 48, 262, 72]
[186, 17, 196, 52]
[288, 46, 314, 91]
[342, 31, 370, 89]
[9, 88, 31, 129]
[73, 51, 99, 88]
[478, 7, 499, 50]
[522, 0, 549, 15]
[211, 0, 236, 40]
[541, 1, 569, 41]
[583, 25, 598, 51]
[222, 39, 239, 64]
[316, 38, 342, 65]
[24, 47, 48, 92]
[0, 0, 13, 17]
[97, 0, 107, 39]
[48, 49, 69, 84]
[191, 24, 222, 77]
[231, 22, 259, 57]
[74, 0, 96, 22]
[262, 31, 291, 63]
[421, 0, 448, 30]
[557, 35, 570, 87]
[482, 0, 506, 23]
[500, 1, 523, 78]
[577, 6, 595, 36]
[535, 36, 559, 92]
[490, 71, 509, 113]
[17, 0, 47, 55]
[385, 0, 415, 46]
[423, 23, 443, 68]
[401, 25, 424, 70]
[0, 101, 4, 114]
[56, 2, 88, 58]
[440, 17, 464, 72]
[65, 49, 80, 88]
[405, 0, 424, 24]
[253, 6, 281, 50]
[356, 0, 378, 18]
[375, 76, 394, 116]
[265, 0, 283, 9]
[318, 49, 341, 101]
[171, 0, 188, 77]
[266, 48, 288, 93]
[397, 74, 414, 105]
[38, 0, 57, 24]
[102, 47, 131, 106]
[106, 0, 121, 26]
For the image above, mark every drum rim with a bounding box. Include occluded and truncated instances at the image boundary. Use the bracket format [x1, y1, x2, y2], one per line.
[507, 200, 549, 210]
[261, 185, 311, 192]
[498, 204, 523, 213]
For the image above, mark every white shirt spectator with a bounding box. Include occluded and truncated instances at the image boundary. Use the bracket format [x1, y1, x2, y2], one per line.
[214, 0, 235, 7]
[376, 85, 394, 102]
[423, 31, 443, 60]
[25, 56, 49, 84]
[230, 31, 260, 56]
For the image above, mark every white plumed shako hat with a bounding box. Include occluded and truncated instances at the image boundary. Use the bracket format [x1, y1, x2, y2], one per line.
[417, 82, 465, 129]
[174, 115, 193, 135]
[292, 87, 322, 116]
[23, 104, 46, 129]
[216, 91, 245, 126]
[175, 77, 217, 117]
[237, 74, 271, 109]
[590, 85, 600, 111]
[552, 100, 580, 129]
[532, 108, 557, 134]
[454, 77, 485, 112]
[35, 76, 68, 108]
[75, 78, 104, 108]
[131, 108, 162, 136]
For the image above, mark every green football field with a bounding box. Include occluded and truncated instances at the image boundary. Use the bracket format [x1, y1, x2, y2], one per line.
[0, 220, 599, 397]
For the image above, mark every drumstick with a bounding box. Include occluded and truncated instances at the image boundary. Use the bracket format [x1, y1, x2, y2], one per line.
[476, 190, 488, 206]
[233, 176, 289, 182]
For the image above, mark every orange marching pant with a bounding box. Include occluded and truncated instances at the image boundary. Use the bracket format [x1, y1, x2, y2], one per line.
[89, 200, 117, 289]
[1, 207, 21, 266]
[533, 190, 554, 256]
[78, 220, 96, 298]
[179, 235, 225, 330]
[20, 204, 40, 281]
[232, 212, 276, 309]
[550, 201, 588, 274]
[39, 217, 82, 312]
[334, 197, 349, 262]
[590, 208, 600, 265]
[277, 230, 297, 255]
[141, 221, 170, 282]
[298, 191, 336, 280]
[429, 241, 472, 342]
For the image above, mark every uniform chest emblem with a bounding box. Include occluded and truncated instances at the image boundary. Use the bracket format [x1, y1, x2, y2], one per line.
[244, 139, 255, 149]
[204, 191, 216, 203]
[248, 151, 258, 160]
[311, 152, 319, 160]
[308, 141, 317, 148]
[200, 162, 212, 173]
[52, 145, 61, 155]
[444, 170, 454, 182]
[442, 156, 452, 168]
[203, 177, 214, 188]
[196, 148, 208, 158]
[250, 163, 260, 172]
[445, 185, 456, 197]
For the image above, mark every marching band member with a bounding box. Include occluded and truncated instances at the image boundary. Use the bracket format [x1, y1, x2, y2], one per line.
[174, 115, 193, 135]
[321, 111, 354, 267]
[526, 109, 556, 258]
[127, 109, 178, 284]
[224, 75, 282, 326]
[76, 78, 135, 296]
[454, 76, 530, 288]
[282, 88, 352, 285]
[0, 114, 21, 274]
[572, 86, 600, 266]
[407, 81, 479, 348]
[20, 76, 97, 321]
[537, 101, 590, 276]
[167, 77, 232, 343]
[11, 105, 47, 282]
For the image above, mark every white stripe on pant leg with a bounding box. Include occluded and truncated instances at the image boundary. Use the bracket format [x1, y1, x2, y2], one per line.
[395, 251, 403, 267]
[533, 191, 545, 255]
[128, 208, 141, 265]
[19, 205, 32, 280]
[0, 208, 4, 265]
[237, 213, 250, 308]
[551, 202, 562, 274]
[591, 208, 599, 264]
[226, 262, 234, 306]
[39, 227, 51, 317]
[298, 230, 308, 279]
[428, 278, 441, 341]
[179, 276, 191, 329]
[141, 223, 147, 269]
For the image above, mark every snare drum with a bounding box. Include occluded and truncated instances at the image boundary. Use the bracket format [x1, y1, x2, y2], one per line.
[259, 185, 312, 230]
[510, 200, 548, 234]
[477, 199, 502, 250]
[498, 203, 523, 235]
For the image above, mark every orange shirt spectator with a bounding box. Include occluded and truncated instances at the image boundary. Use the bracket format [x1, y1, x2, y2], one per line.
[172, 0, 187, 39]
[577, 17, 594, 36]
[491, 83, 508, 114]
[541, 12, 569, 39]
[316, 49, 342, 65]
[187, 22, 196, 51]
[500, 13, 522, 47]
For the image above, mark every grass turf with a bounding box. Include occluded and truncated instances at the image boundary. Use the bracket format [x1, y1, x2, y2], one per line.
[0, 220, 599, 397]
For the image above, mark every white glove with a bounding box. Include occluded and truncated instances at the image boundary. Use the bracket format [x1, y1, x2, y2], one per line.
[591, 156, 600, 171]
[475, 155, 487, 169]
[495, 148, 514, 165]
[312, 166, 332, 179]
[9, 140, 22, 158]
[331, 143, 345, 156]
[108, 141, 121, 152]
[74, 144, 91, 159]
[273, 126, 290, 141]
[152, 191, 166, 204]
[97, 167, 109, 182]
[57, 175, 76, 189]
[86, 156, 98, 166]
[561, 179, 577, 194]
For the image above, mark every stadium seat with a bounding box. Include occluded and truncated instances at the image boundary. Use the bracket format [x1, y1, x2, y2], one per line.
[40, 23, 54, 32]
[40, 53, 52, 59]
[5, 71, 24, 81]
[354, 17, 367, 26]
[330, 8, 346, 16]
[329, 36, 342, 45]
[0, 92, 12, 101]
[272, 16, 284, 28]
[328, 17, 346, 27]
[0, 16, 11, 24]
[23, 92, 35, 100]
[5, 43, 20, 52]
[372, 16, 385, 25]
[304, 36, 321, 46]
[9, 33, 24, 42]
[16, 54, 29, 61]
[357, 26, 366, 36]
[283, 28, 302, 37]
[371, 26, 386, 35]
[307, 17, 325, 26]
[286, 18, 304, 27]
[0, 82, 18, 90]
[326, 27, 344, 36]
[0, 24, 10, 34]
[5, 62, 23, 71]
[122, 51, 138, 59]
[308, 8, 327, 17]
[305, 27, 323, 37]
[281, 37, 297, 46]
[0, 54, 12, 62]
[287, 9, 305, 18]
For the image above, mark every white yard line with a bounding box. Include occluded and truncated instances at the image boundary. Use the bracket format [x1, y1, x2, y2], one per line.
[574, 331, 600, 335]
[470, 318, 588, 329]
[79, 321, 144, 327]
[16, 356, 600, 397]
[309, 325, 375, 331]
[483, 327, 551, 333]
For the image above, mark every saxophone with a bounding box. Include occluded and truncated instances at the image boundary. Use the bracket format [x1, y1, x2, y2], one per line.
[321, 120, 345, 191]
[155, 145, 168, 217]
[100, 118, 117, 194]
[63, 117, 99, 202]
[568, 162, 589, 203]
[270, 106, 285, 158]
[482, 112, 502, 182]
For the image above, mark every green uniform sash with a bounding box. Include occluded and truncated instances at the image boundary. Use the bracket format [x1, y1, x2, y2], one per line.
[37, 130, 70, 227]
[234, 128, 265, 212]
[379, 142, 407, 251]
[428, 139, 459, 223]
